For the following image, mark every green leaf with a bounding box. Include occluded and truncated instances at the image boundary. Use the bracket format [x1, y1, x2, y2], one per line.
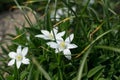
[32, 57, 51, 80]
[20, 71, 28, 80]
[93, 69, 104, 80]
[0, 46, 8, 55]
[98, 78, 107, 80]
[27, 65, 34, 80]
[6, 75, 14, 80]
[87, 65, 104, 78]
[77, 48, 91, 80]
[95, 45, 120, 53]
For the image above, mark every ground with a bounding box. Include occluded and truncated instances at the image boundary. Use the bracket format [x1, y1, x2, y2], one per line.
[0, 9, 36, 53]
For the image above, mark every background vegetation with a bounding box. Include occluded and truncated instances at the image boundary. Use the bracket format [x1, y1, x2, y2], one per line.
[1, 0, 120, 80]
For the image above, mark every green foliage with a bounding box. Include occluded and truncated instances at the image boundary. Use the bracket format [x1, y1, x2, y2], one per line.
[1, 0, 120, 80]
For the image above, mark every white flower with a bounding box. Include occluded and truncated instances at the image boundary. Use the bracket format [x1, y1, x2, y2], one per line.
[8, 46, 30, 69]
[47, 34, 78, 60]
[35, 27, 65, 41]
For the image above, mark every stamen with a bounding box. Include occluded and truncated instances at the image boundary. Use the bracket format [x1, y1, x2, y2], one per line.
[16, 54, 23, 61]
[60, 41, 66, 49]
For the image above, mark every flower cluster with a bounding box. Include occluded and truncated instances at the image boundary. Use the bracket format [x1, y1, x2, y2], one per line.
[8, 27, 77, 69]
[35, 27, 78, 60]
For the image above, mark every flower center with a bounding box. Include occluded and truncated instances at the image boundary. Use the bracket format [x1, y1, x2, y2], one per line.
[60, 41, 66, 49]
[16, 54, 23, 61]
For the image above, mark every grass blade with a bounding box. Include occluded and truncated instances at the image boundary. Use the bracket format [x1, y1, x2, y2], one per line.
[32, 57, 51, 80]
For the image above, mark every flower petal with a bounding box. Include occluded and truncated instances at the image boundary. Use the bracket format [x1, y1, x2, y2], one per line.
[67, 44, 78, 49]
[47, 42, 58, 49]
[35, 34, 50, 40]
[22, 58, 30, 64]
[57, 31, 65, 38]
[56, 38, 64, 44]
[16, 61, 22, 69]
[52, 27, 58, 34]
[63, 49, 71, 60]
[41, 30, 50, 36]
[55, 49, 59, 53]
[58, 47, 65, 52]
[8, 52, 16, 59]
[8, 59, 15, 66]
[35, 34, 45, 38]
[65, 34, 74, 43]
[17, 46, 22, 54]
[22, 47, 28, 56]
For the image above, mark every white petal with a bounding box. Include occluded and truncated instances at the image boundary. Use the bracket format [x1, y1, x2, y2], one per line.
[47, 42, 58, 49]
[17, 46, 22, 54]
[35, 34, 45, 38]
[65, 34, 74, 43]
[8, 52, 16, 59]
[22, 58, 30, 64]
[16, 61, 22, 69]
[41, 30, 50, 36]
[53, 27, 58, 30]
[8, 59, 15, 66]
[67, 44, 78, 49]
[55, 49, 59, 53]
[35, 34, 50, 40]
[57, 31, 65, 38]
[53, 27, 58, 34]
[43, 37, 52, 40]
[22, 47, 28, 56]
[58, 47, 64, 52]
[63, 49, 71, 60]
[56, 38, 64, 44]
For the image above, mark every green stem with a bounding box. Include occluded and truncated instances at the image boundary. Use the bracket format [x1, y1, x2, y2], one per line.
[14, 64, 20, 80]
[54, 0, 58, 23]
[44, 0, 51, 29]
[58, 66, 63, 80]
[56, 53, 63, 80]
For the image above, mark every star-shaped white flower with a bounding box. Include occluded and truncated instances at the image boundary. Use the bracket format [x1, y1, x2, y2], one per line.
[35, 27, 65, 41]
[8, 46, 30, 69]
[47, 34, 78, 60]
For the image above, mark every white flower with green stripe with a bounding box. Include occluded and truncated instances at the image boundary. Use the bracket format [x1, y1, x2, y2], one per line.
[8, 46, 30, 69]
[47, 34, 78, 60]
[35, 27, 65, 41]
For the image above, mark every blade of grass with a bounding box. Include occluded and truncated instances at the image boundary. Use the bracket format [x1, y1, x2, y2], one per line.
[27, 64, 33, 80]
[95, 45, 120, 53]
[14, 0, 33, 27]
[77, 47, 91, 80]
[44, 0, 51, 29]
[0, 72, 5, 80]
[61, 0, 78, 18]
[76, 26, 120, 58]
[32, 57, 51, 80]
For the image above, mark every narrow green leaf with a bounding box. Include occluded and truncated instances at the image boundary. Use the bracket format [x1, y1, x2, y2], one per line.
[87, 65, 104, 78]
[77, 47, 91, 80]
[1, 46, 8, 54]
[32, 57, 51, 80]
[27, 65, 33, 80]
[0, 71, 5, 80]
[93, 68, 104, 80]
[98, 78, 107, 80]
[20, 71, 28, 80]
[95, 45, 120, 53]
